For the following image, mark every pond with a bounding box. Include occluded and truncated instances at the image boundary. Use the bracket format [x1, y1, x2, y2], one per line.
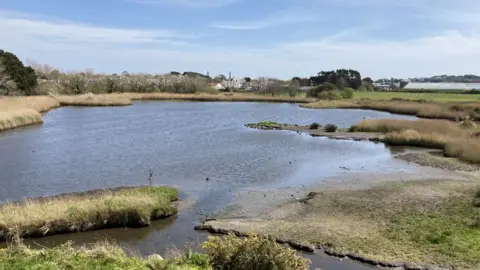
[0, 101, 420, 269]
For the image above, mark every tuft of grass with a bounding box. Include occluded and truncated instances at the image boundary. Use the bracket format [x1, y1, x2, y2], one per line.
[324, 124, 337, 133]
[0, 186, 178, 239]
[202, 233, 310, 270]
[309, 122, 320, 129]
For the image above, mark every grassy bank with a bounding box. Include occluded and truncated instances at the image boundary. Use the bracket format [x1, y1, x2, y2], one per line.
[352, 119, 480, 164]
[56, 94, 132, 107]
[0, 96, 60, 131]
[303, 99, 478, 121]
[0, 186, 178, 240]
[353, 91, 480, 103]
[201, 180, 480, 269]
[0, 234, 310, 270]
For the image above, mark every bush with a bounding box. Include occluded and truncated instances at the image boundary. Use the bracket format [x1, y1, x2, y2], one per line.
[340, 87, 354, 99]
[307, 83, 338, 98]
[0, 50, 38, 95]
[348, 125, 357, 132]
[201, 234, 310, 270]
[325, 124, 337, 132]
[317, 91, 342, 100]
[310, 122, 320, 129]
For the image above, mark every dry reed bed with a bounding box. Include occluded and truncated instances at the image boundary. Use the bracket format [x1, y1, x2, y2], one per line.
[0, 186, 178, 240]
[119, 92, 315, 103]
[304, 100, 479, 121]
[0, 96, 60, 131]
[56, 94, 132, 106]
[354, 119, 480, 164]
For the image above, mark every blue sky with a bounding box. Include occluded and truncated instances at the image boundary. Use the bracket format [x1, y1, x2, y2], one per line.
[1, 0, 480, 79]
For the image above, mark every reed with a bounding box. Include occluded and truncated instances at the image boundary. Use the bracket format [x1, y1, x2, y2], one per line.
[0, 186, 178, 239]
[354, 119, 480, 164]
[56, 94, 132, 106]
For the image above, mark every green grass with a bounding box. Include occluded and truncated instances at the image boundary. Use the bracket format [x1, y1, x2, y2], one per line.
[0, 242, 210, 270]
[354, 91, 480, 103]
[0, 234, 310, 270]
[0, 186, 179, 239]
[384, 197, 480, 267]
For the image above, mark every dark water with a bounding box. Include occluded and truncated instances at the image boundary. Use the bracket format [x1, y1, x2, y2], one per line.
[0, 101, 418, 269]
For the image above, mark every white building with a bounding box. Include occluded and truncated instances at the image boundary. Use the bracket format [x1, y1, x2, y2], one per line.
[403, 83, 480, 91]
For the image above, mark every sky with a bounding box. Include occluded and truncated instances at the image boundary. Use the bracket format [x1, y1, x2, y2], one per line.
[1, 0, 480, 79]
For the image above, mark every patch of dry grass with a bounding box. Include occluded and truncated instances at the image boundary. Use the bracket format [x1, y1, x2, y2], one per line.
[0, 186, 178, 239]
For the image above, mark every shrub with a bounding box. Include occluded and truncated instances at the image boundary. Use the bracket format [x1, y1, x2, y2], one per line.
[310, 122, 320, 129]
[325, 124, 337, 132]
[340, 87, 354, 99]
[317, 91, 342, 100]
[201, 234, 310, 270]
[348, 125, 357, 132]
[0, 50, 37, 95]
[307, 83, 338, 98]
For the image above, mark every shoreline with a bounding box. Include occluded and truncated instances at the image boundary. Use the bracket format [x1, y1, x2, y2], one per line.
[0, 93, 315, 132]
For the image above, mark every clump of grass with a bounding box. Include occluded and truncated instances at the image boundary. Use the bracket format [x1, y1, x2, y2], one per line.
[324, 124, 337, 133]
[202, 233, 310, 270]
[309, 122, 320, 129]
[354, 119, 466, 135]
[0, 186, 178, 239]
[444, 139, 480, 164]
[383, 129, 448, 149]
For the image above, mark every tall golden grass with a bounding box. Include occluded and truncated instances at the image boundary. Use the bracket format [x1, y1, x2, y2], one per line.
[0, 96, 60, 131]
[304, 100, 478, 121]
[118, 92, 315, 103]
[56, 94, 132, 106]
[0, 186, 178, 239]
[354, 119, 480, 164]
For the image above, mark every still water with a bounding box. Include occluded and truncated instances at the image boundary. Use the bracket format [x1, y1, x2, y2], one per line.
[0, 101, 418, 269]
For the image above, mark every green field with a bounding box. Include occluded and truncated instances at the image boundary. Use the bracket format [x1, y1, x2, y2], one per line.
[353, 91, 480, 103]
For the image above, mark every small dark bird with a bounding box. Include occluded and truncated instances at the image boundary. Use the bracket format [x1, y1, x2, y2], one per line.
[206, 177, 209, 181]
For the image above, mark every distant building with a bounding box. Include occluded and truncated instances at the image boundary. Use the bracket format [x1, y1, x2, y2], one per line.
[403, 82, 480, 91]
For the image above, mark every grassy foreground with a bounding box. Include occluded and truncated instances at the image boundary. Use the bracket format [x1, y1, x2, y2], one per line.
[0, 234, 310, 270]
[0, 186, 178, 239]
[202, 180, 480, 269]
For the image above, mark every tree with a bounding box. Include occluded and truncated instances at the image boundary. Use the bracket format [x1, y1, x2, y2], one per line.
[286, 80, 300, 97]
[362, 77, 374, 85]
[0, 50, 38, 95]
[307, 82, 338, 98]
[244, 77, 251, 83]
[0, 60, 17, 95]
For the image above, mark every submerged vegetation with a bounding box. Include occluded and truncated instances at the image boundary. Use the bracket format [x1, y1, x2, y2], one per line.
[0, 234, 309, 270]
[0, 186, 178, 239]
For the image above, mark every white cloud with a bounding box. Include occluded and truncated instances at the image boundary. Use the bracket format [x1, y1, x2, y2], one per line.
[127, 0, 240, 8]
[1, 10, 480, 79]
[211, 10, 319, 30]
